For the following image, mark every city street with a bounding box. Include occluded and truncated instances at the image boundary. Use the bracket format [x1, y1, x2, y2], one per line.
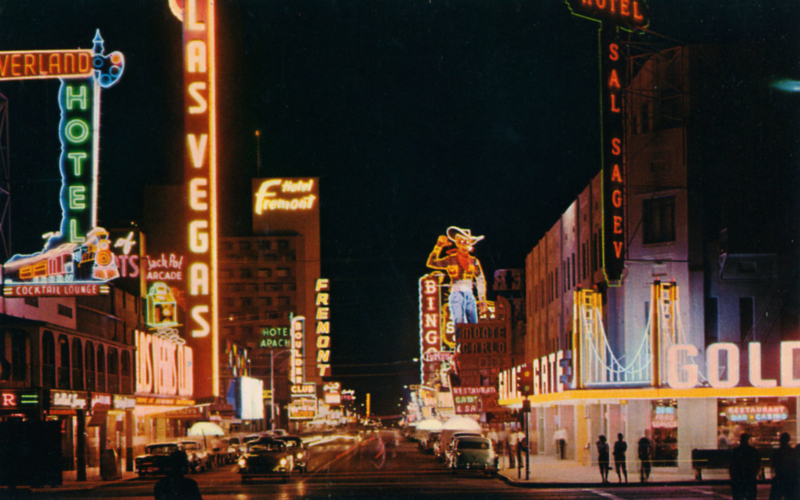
[27, 431, 773, 500]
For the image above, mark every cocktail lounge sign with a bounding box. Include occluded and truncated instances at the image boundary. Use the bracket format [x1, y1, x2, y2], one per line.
[667, 341, 800, 389]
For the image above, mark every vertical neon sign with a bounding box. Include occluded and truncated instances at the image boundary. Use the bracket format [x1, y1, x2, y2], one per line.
[172, 0, 219, 398]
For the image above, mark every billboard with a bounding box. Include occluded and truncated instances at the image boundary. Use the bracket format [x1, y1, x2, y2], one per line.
[171, 0, 220, 399]
[2, 34, 125, 297]
[232, 376, 263, 420]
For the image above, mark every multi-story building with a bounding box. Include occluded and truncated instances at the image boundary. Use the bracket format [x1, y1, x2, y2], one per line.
[509, 41, 800, 472]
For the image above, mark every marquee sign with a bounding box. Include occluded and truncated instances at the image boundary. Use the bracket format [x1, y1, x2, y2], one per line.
[288, 397, 317, 420]
[171, 0, 219, 399]
[2, 32, 125, 297]
[315, 279, 331, 377]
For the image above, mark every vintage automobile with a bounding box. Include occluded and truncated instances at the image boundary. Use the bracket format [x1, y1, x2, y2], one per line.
[276, 436, 310, 473]
[238, 437, 294, 483]
[448, 436, 499, 475]
[443, 431, 482, 464]
[420, 430, 441, 454]
[135, 442, 187, 477]
[178, 440, 213, 472]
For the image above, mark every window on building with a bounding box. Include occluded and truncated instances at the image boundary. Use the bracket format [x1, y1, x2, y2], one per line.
[241, 297, 253, 307]
[247, 283, 259, 292]
[555, 269, 559, 299]
[223, 268, 235, 279]
[277, 240, 289, 250]
[277, 268, 290, 278]
[42, 331, 56, 389]
[257, 268, 272, 278]
[592, 233, 599, 272]
[259, 297, 273, 307]
[643, 196, 676, 245]
[58, 304, 73, 318]
[85, 341, 95, 391]
[740, 297, 754, 344]
[640, 102, 650, 134]
[705, 298, 719, 344]
[24, 297, 38, 307]
[278, 296, 290, 307]
[72, 338, 83, 390]
[240, 241, 252, 251]
[572, 253, 577, 287]
[58, 335, 70, 389]
[223, 241, 234, 251]
[225, 298, 235, 307]
[240, 326, 253, 336]
[258, 240, 271, 250]
[10, 331, 27, 382]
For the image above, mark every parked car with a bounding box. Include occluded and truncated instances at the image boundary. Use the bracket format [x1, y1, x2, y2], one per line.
[228, 437, 244, 459]
[276, 436, 309, 473]
[444, 431, 482, 464]
[178, 440, 213, 472]
[238, 437, 294, 484]
[420, 431, 440, 454]
[135, 442, 187, 477]
[448, 436, 499, 475]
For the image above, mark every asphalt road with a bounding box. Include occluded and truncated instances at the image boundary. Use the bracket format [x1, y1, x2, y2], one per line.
[27, 430, 775, 499]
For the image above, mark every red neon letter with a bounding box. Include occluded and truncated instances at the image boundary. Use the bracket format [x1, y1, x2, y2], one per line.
[24, 54, 35, 76]
[610, 93, 621, 113]
[612, 190, 622, 208]
[11, 54, 21, 77]
[613, 241, 624, 258]
[609, 43, 619, 62]
[2, 393, 14, 406]
[611, 138, 622, 156]
[596, 0, 606, 9]
[613, 216, 623, 234]
[620, 0, 630, 17]
[608, 69, 620, 88]
[611, 164, 623, 182]
[633, 1, 643, 20]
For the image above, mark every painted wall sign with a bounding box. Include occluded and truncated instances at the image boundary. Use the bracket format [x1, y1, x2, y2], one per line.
[172, 0, 219, 399]
[2, 32, 124, 297]
[315, 278, 331, 377]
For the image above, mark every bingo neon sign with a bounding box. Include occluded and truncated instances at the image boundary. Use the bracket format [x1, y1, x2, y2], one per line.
[2, 32, 124, 297]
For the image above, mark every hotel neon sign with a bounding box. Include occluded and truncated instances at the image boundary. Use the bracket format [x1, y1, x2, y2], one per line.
[1, 33, 124, 297]
[315, 278, 331, 377]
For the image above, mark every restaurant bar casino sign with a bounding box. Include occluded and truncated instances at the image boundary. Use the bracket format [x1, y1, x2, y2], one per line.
[564, 0, 649, 285]
[0, 32, 126, 297]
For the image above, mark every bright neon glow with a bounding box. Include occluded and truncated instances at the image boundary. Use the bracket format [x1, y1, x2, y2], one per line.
[290, 316, 306, 385]
[144, 253, 184, 281]
[136, 330, 193, 396]
[315, 278, 331, 377]
[0, 50, 93, 80]
[564, 0, 649, 30]
[781, 341, 800, 387]
[254, 179, 317, 215]
[146, 282, 179, 328]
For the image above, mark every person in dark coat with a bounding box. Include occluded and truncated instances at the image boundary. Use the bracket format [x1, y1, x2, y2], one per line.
[613, 433, 628, 483]
[637, 434, 653, 482]
[154, 450, 203, 500]
[729, 433, 761, 500]
[597, 435, 610, 483]
[770, 432, 797, 500]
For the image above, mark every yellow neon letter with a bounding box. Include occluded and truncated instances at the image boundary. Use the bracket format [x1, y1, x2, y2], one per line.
[188, 82, 207, 114]
[187, 134, 208, 168]
[189, 178, 208, 210]
[189, 220, 209, 253]
[189, 262, 209, 295]
[191, 305, 210, 337]
[186, 40, 207, 73]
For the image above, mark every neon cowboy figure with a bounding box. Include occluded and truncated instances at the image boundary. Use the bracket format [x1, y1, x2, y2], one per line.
[427, 226, 488, 325]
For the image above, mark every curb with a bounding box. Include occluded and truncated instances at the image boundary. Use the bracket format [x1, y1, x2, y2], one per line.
[496, 472, 744, 489]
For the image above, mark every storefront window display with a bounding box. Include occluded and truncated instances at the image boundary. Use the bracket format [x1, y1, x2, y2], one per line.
[651, 400, 677, 466]
[718, 398, 796, 449]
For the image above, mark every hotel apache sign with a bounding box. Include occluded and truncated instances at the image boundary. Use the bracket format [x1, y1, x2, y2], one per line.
[1, 33, 125, 298]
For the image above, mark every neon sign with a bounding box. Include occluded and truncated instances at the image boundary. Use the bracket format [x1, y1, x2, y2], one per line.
[315, 278, 330, 377]
[2, 32, 124, 297]
[260, 327, 290, 348]
[254, 179, 317, 215]
[144, 253, 184, 281]
[290, 315, 306, 385]
[172, 0, 219, 399]
[419, 274, 442, 385]
[135, 330, 193, 397]
[146, 282, 179, 329]
[725, 405, 788, 423]
[564, 0, 649, 31]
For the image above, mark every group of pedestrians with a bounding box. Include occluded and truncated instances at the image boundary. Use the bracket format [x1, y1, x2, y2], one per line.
[730, 431, 800, 500]
[596, 433, 653, 484]
[486, 425, 526, 469]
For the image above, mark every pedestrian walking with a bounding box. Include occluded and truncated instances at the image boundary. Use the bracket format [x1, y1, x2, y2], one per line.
[596, 435, 610, 484]
[637, 433, 652, 482]
[729, 433, 761, 500]
[553, 428, 568, 460]
[487, 427, 499, 451]
[613, 433, 628, 483]
[154, 450, 202, 500]
[769, 432, 797, 500]
[508, 426, 519, 469]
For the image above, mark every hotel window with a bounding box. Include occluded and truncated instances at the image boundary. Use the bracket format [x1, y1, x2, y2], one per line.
[257, 268, 272, 278]
[58, 304, 73, 318]
[241, 297, 253, 307]
[277, 268, 290, 278]
[259, 297, 273, 307]
[240, 268, 252, 279]
[643, 196, 676, 245]
[278, 296, 290, 307]
[258, 240, 271, 250]
[24, 297, 38, 307]
[223, 241, 234, 251]
[239, 241, 252, 251]
[277, 240, 289, 250]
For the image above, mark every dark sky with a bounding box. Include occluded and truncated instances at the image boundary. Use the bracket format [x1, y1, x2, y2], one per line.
[1, 0, 798, 415]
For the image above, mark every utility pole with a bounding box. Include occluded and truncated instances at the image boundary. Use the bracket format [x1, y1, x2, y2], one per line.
[255, 129, 261, 177]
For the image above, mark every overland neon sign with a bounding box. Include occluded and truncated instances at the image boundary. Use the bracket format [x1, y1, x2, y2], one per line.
[1, 32, 124, 297]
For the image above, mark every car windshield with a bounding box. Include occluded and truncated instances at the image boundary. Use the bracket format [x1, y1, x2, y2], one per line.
[430, 434, 440, 442]
[457, 440, 490, 450]
[146, 444, 178, 455]
[279, 438, 302, 448]
[230, 438, 240, 445]
[182, 443, 199, 451]
[248, 441, 285, 453]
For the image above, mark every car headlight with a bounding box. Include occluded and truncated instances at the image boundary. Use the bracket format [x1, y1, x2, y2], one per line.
[296, 452, 304, 459]
[280, 458, 287, 466]
[238, 458, 247, 467]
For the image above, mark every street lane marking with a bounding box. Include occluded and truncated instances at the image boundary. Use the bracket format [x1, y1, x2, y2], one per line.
[584, 489, 625, 500]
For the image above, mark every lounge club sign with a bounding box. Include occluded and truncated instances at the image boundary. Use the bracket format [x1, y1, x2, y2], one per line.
[564, 0, 649, 286]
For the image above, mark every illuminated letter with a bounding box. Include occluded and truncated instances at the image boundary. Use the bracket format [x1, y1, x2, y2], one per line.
[613, 216, 623, 234]
[317, 336, 330, 348]
[316, 278, 330, 291]
[532, 358, 540, 396]
[68, 152, 88, 176]
[609, 43, 619, 62]
[608, 70, 621, 89]
[317, 350, 331, 363]
[186, 40, 207, 73]
[191, 305, 210, 337]
[316, 293, 330, 306]
[189, 263, 209, 295]
[69, 219, 85, 243]
[254, 180, 281, 215]
[69, 186, 86, 210]
[612, 190, 622, 208]
[66, 85, 88, 110]
[540, 356, 549, 394]
[611, 164, 623, 182]
[318, 365, 330, 377]
[2, 393, 15, 406]
[706, 343, 739, 388]
[187, 134, 208, 168]
[632, 0, 643, 20]
[620, 0, 630, 16]
[65, 119, 90, 144]
[556, 350, 565, 392]
[189, 178, 208, 210]
[610, 93, 621, 113]
[749, 342, 777, 388]
[666, 344, 698, 389]
[613, 241, 623, 258]
[425, 331, 438, 345]
[316, 322, 330, 334]
[596, 0, 606, 9]
[188, 82, 207, 114]
[189, 220, 209, 253]
[780, 341, 800, 387]
[316, 308, 329, 320]
[611, 138, 621, 156]
[48, 53, 61, 75]
[424, 279, 437, 294]
[186, 0, 206, 31]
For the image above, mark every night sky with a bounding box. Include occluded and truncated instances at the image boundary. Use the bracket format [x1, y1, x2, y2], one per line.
[1, 1, 798, 415]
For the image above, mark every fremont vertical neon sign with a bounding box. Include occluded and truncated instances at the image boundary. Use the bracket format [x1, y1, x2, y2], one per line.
[172, 0, 219, 398]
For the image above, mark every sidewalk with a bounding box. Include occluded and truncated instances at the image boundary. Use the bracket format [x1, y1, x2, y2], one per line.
[7, 467, 140, 495]
[496, 454, 734, 488]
